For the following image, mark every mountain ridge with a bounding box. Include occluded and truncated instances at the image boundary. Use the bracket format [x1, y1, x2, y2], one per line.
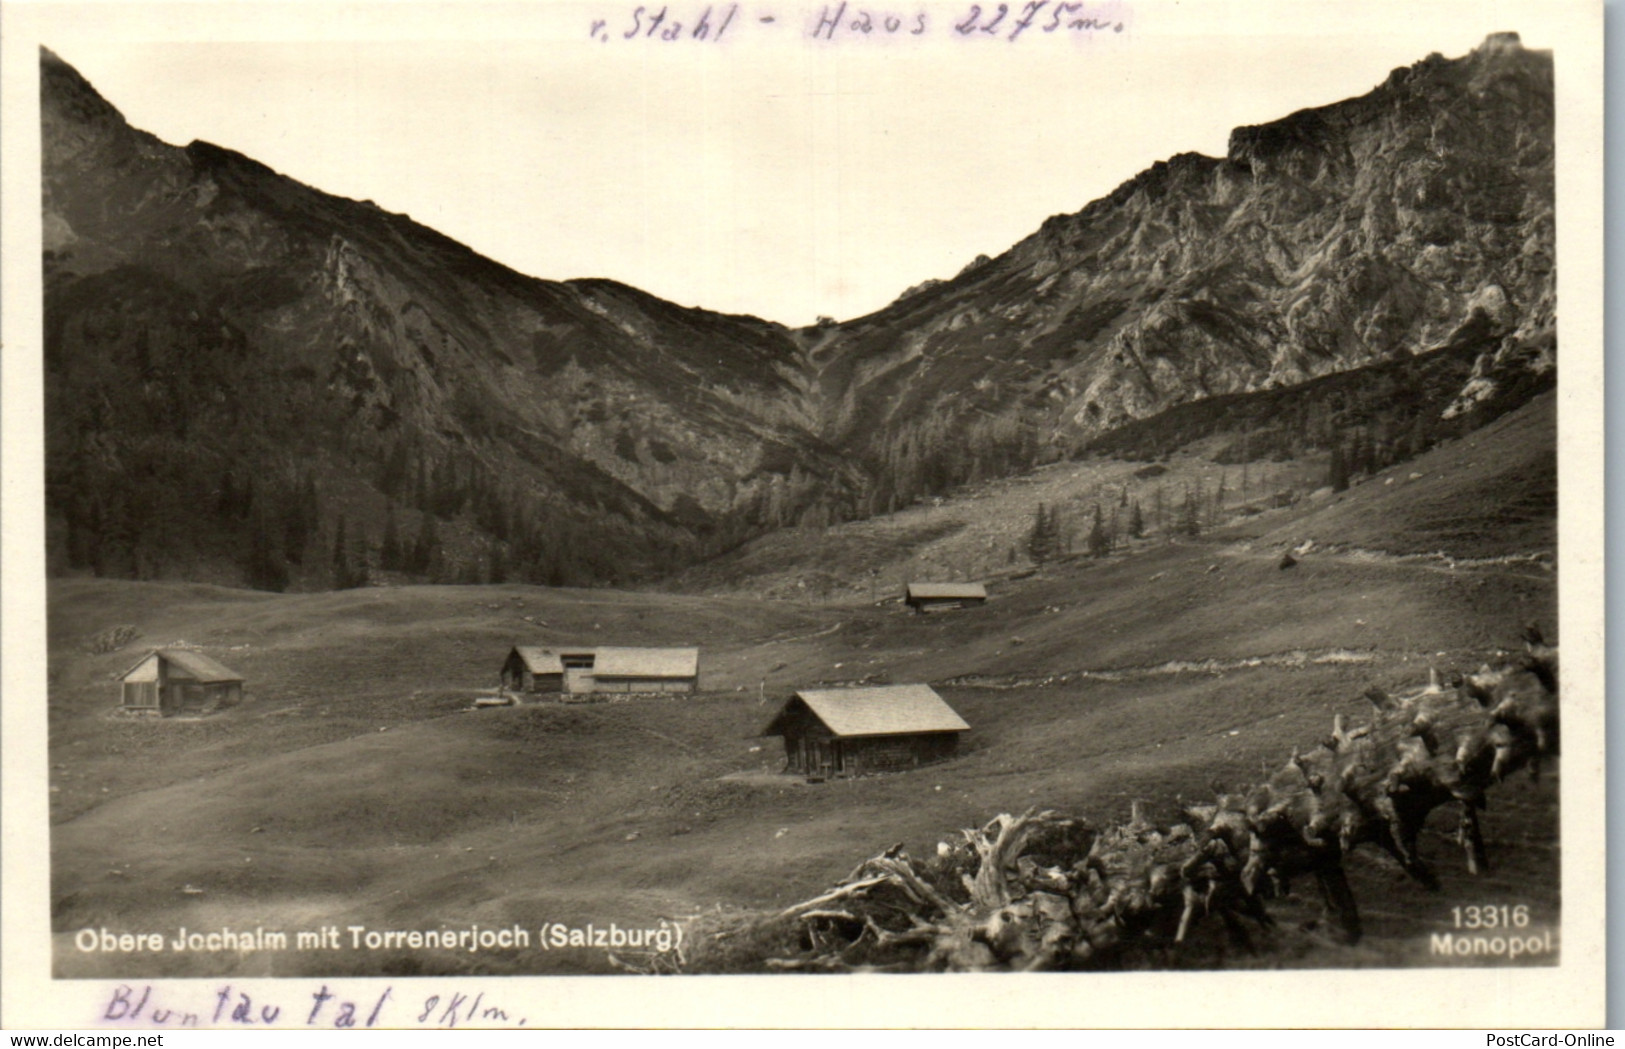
[809, 32, 1552, 477]
[40, 35, 1555, 588]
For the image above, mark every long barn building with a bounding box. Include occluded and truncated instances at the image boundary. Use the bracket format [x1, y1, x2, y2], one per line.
[502, 645, 699, 697]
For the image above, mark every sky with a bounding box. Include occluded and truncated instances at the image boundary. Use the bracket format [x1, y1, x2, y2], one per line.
[31, 2, 1553, 326]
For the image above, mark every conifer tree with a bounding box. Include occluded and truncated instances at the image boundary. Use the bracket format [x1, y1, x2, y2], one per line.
[280, 473, 316, 566]
[379, 439, 409, 498]
[1327, 443, 1351, 492]
[243, 501, 289, 592]
[332, 513, 348, 577]
[329, 513, 370, 589]
[380, 508, 402, 571]
[216, 470, 239, 519]
[1086, 504, 1110, 558]
[1026, 502, 1060, 564]
[345, 523, 371, 589]
[410, 512, 440, 575]
[1179, 485, 1202, 537]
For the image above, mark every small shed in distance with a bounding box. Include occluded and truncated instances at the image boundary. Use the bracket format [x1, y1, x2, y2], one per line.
[501, 645, 699, 696]
[119, 649, 244, 716]
[762, 684, 969, 778]
[904, 582, 987, 614]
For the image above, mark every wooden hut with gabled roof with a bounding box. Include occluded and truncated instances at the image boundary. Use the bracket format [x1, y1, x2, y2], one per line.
[118, 648, 244, 716]
[762, 684, 969, 778]
[502, 645, 576, 693]
[904, 581, 988, 614]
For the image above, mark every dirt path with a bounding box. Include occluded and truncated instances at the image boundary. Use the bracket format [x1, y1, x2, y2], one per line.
[1218, 541, 1555, 582]
[943, 647, 1395, 688]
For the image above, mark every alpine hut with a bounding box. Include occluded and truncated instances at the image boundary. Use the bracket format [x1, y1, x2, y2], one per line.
[500, 645, 699, 696]
[118, 649, 244, 716]
[762, 684, 969, 778]
[904, 581, 988, 614]
[501, 646, 569, 693]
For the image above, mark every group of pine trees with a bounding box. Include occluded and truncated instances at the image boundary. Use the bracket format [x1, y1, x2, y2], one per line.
[324, 438, 663, 592]
[1025, 503, 1066, 563]
[51, 451, 325, 590]
[1324, 420, 1430, 492]
[50, 429, 673, 593]
[868, 410, 1045, 517]
[1022, 466, 1270, 566]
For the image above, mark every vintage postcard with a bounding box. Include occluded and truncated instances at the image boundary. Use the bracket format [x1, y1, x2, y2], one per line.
[0, 0, 1605, 1029]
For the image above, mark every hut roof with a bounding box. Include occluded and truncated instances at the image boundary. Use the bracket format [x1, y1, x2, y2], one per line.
[905, 582, 987, 601]
[765, 684, 969, 739]
[593, 646, 700, 679]
[510, 646, 565, 675]
[121, 648, 244, 683]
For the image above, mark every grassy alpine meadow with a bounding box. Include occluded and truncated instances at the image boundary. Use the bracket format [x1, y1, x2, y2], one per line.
[48, 396, 1557, 977]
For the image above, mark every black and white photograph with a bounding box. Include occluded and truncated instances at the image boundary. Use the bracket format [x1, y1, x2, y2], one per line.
[0, 0, 1605, 1029]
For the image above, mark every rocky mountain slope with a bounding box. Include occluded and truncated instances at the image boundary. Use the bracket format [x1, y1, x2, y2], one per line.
[40, 34, 1555, 588]
[811, 32, 1554, 508]
[42, 47, 858, 586]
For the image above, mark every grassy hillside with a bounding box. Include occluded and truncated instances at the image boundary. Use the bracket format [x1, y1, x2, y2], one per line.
[47, 394, 1557, 976]
[663, 390, 1555, 601]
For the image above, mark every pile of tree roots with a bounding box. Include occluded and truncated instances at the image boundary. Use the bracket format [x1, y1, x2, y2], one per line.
[681, 629, 1558, 973]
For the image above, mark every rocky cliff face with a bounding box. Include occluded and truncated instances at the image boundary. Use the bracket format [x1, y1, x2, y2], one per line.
[810, 32, 1554, 498]
[40, 35, 1555, 587]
